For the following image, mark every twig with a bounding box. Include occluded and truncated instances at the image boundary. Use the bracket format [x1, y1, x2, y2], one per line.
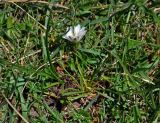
[11, 2, 46, 30]
[2, 92, 29, 123]
[0, 0, 69, 9]
[11, 49, 42, 64]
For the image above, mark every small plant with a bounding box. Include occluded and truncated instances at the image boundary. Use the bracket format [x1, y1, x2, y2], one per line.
[0, 0, 160, 122]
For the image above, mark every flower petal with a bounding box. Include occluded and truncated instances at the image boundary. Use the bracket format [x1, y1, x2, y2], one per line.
[63, 24, 87, 42]
[74, 24, 81, 37]
[76, 27, 87, 41]
[63, 27, 74, 41]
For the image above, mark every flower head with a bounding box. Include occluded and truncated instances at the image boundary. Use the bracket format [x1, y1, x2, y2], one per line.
[63, 24, 87, 42]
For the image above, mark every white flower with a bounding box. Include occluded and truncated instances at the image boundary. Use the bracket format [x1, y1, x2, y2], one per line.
[63, 24, 87, 42]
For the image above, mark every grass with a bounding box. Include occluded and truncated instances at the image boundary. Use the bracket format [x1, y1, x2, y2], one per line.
[0, 0, 160, 122]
